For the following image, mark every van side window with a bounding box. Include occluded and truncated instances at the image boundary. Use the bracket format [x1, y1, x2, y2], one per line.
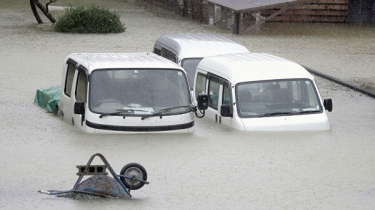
[161, 48, 177, 63]
[208, 77, 220, 110]
[64, 64, 76, 97]
[153, 47, 161, 56]
[222, 82, 233, 115]
[195, 73, 207, 100]
[75, 72, 87, 102]
[299, 80, 319, 107]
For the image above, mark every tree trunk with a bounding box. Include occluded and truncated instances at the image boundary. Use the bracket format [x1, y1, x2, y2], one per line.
[30, 0, 43, 24]
[30, 0, 57, 24]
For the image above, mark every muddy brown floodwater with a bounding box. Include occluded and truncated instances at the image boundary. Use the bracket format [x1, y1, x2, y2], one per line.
[1, 0, 375, 210]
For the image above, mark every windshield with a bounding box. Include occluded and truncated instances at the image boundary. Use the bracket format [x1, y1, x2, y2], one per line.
[236, 79, 323, 118]
[89, 69, 191, 116]
[181, 58, 203, 90]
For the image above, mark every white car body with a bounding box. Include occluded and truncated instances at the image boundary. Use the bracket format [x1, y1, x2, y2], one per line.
[193, 53, 332, 131]
[58, 53, 196, 134]
[153, 33, 250, 89]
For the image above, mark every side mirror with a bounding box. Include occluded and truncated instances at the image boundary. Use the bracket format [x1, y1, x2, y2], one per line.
[74, 101, 85, 115]
[197, 93, 208, 110]
[323, 99, 333, 112]
[220, 104, 232, 117]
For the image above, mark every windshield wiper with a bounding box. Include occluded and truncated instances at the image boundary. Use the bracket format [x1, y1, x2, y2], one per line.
[99, 108, 148, 118]
[262, 110, 320, 117]
[141, 105, 193, 120]
[262, 112, 297, 117]
[298, 110, 320, 114]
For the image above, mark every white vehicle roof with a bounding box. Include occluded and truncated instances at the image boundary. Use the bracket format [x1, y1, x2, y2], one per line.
[154, 33, 250, 60]
[197, 53, 314, 84]
[65, 52, 184, 73]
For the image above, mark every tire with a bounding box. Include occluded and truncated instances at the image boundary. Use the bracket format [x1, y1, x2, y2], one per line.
[120, 163, 147, 190]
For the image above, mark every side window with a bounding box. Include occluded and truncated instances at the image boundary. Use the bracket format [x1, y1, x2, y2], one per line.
[75, 71, 87, 102]
[222, 82, 233, 114]
[161, 48, 177, 63]
[195, 73, 207, 100]
[64, 64, 76, 97]
[304, 81, 319, 107]
[153, 47, 161, 56]
[208, 76, 220, 110]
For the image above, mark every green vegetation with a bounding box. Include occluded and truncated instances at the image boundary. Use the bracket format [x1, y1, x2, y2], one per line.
[54, 4, 126, 33]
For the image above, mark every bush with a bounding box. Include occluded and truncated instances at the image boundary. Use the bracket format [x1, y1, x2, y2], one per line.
[54, 4, 126, 33]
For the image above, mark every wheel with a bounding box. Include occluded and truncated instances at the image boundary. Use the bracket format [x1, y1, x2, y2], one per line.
[120, 163, 147, 190]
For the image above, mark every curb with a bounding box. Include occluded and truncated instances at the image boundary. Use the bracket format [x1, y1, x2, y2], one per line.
[303, 65, 375, 99]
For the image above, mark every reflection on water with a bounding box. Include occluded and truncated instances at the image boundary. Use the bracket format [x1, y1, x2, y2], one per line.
[1, 0, 375, 209]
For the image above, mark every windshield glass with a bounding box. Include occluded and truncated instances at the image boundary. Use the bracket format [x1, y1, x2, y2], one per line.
[89, 69, 191, 116]
[181, 58, 203, 89]
[236, 79, 322, 118]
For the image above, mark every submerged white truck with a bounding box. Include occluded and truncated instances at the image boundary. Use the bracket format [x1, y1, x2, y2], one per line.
[153, 33, 250, 89]
[56, 53, 208, 134]
[193, 53, 333, 131]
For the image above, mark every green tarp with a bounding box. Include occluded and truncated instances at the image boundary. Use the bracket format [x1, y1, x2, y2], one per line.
[34, 86, 62, 113]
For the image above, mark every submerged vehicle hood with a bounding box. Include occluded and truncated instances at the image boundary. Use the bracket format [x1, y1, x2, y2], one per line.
[240, 113, 330, 131]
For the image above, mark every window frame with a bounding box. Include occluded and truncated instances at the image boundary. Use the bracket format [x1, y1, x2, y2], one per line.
[207, 74, 221, 110]
[64, 59, 77, 97]
[195, 72, 207, 101]
[75, 65, 88, 103]
[221, 80, 233, 115]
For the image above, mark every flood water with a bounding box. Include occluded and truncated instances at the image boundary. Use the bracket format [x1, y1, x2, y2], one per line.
[1, 0, 375, 209]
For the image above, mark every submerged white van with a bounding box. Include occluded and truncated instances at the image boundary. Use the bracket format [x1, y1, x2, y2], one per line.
[58, 53, 207, 134]
[194, 53, 333, 131]
[153, 33, 250, 89]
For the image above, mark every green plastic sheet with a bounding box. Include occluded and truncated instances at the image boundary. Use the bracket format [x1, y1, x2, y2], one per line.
[34, 86, 62, 113]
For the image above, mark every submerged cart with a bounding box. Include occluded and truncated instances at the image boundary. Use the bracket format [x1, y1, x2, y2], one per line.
[39, 153, 149, 198]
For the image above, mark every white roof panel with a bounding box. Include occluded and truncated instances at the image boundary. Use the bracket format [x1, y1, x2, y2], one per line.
[66, 53, 183, 74]
[197, 53, 314, 84]
[154, 33, 249, 60]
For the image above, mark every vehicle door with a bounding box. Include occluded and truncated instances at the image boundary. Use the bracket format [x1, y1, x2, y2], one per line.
[60, 59, 77, 122]
[205, 74, 221, 122]
[72, 65, 88, 131]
